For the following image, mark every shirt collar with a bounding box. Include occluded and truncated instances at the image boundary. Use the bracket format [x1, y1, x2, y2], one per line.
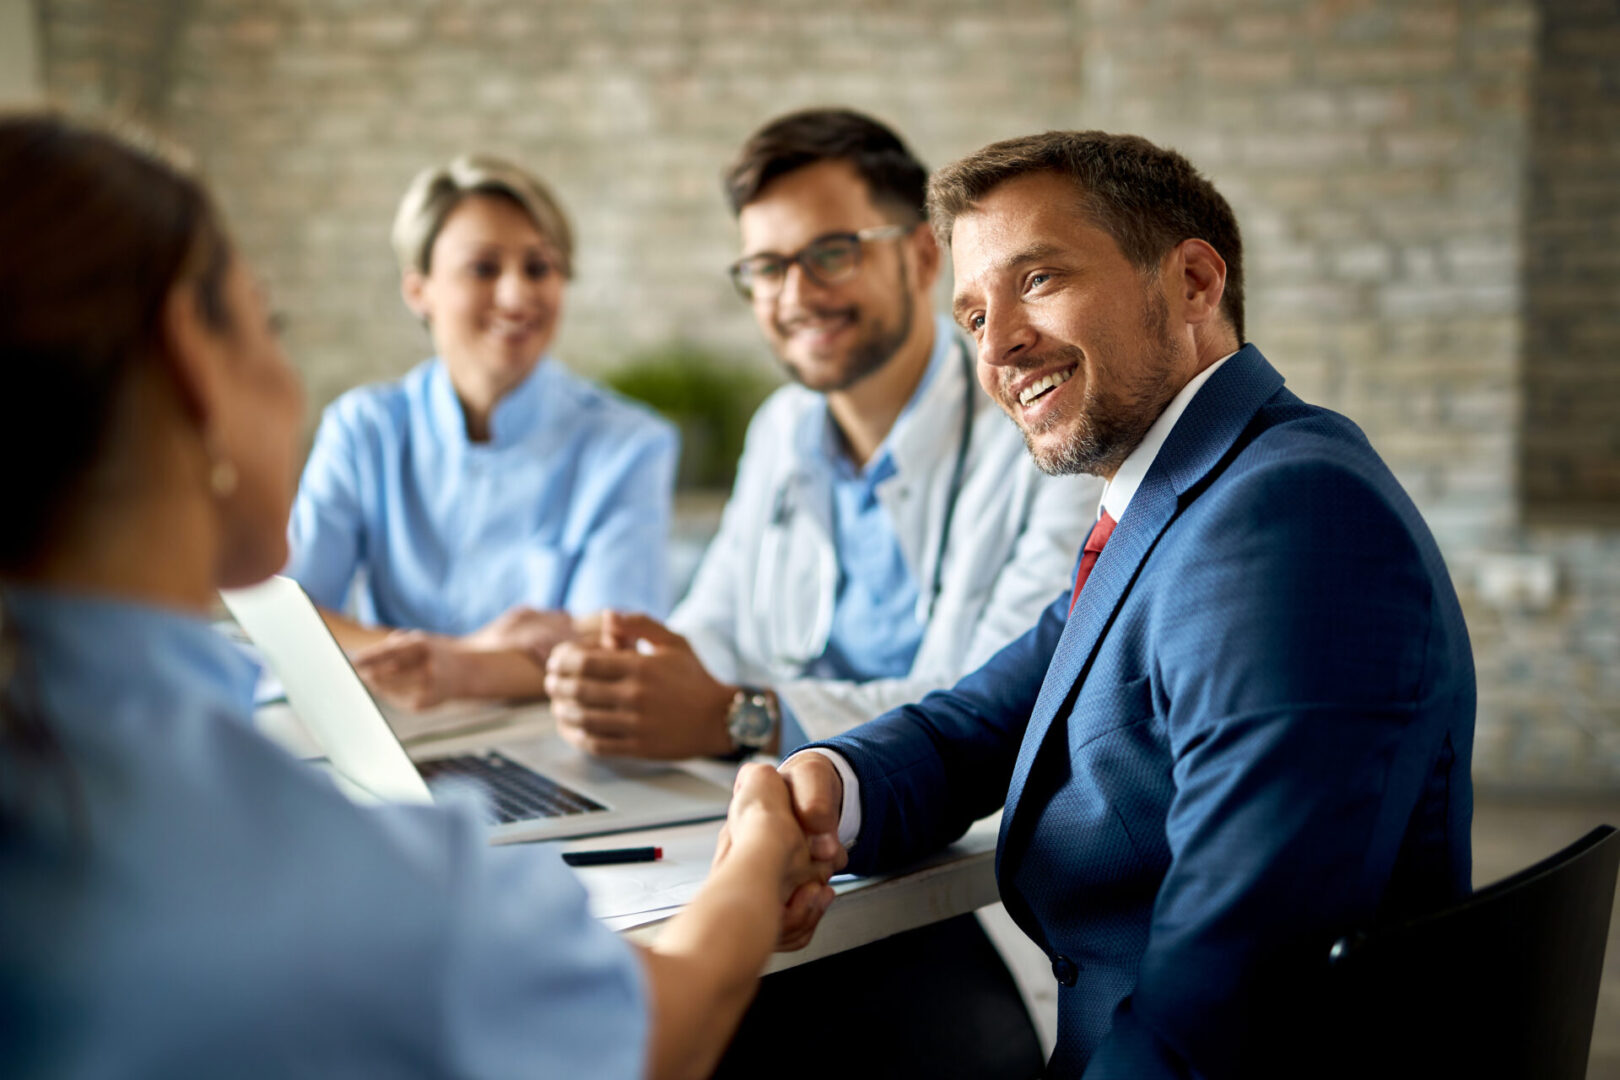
[428, 355, 564, 450]
[3, 585, 261, 728]
[1100, 351, 1237, 524]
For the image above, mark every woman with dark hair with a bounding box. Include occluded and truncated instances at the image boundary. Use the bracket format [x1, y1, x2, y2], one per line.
[0, 114, 833, 1079]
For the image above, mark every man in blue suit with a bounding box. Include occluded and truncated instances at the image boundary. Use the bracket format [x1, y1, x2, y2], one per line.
[777, 131, 1476, 1077]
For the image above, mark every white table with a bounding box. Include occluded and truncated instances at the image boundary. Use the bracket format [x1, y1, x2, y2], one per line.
[256, 698, 1004, 974]
[559, 813, 1002, 974]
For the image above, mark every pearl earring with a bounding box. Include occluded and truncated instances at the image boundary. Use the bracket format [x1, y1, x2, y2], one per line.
[210, 457, 238, 497]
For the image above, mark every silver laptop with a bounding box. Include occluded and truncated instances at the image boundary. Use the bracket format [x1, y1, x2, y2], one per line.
[221, 575, 733, 843]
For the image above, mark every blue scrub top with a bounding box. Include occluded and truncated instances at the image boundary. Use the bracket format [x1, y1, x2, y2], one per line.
[0, 587, 647, 1077]
[285, 357, 679, 635]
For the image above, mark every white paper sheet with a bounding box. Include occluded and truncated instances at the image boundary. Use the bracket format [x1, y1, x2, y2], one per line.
[557, 821, 723, 925]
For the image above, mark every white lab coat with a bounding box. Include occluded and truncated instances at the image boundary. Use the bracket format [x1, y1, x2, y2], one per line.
[670, 332, 1101, 743]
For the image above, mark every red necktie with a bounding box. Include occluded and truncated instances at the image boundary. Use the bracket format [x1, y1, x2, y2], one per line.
[1068, 511, 1118, 614]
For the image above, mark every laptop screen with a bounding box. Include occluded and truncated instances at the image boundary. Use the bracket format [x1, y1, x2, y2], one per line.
[220, 576, 434, 806]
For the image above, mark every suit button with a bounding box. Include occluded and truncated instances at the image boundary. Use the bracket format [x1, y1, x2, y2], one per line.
[1051, 954, 1079, 986]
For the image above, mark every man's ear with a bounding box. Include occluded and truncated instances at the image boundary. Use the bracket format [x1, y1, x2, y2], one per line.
[401, 270, 431, 324]
[1173, 238, 1226, 328]
[159, 280, 221, 430]
[908, 223, 942, 294]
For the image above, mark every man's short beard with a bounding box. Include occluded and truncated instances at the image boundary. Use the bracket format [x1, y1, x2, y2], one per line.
[1024, 291, 1178, 478]
[778, 262, 914, 394]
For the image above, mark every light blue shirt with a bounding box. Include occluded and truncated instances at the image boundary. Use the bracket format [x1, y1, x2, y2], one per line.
[768, 318, 953, 753]
[805, 320, 951, 684]
[286, 357, 679, 635]
[0, 587, 646, 1077]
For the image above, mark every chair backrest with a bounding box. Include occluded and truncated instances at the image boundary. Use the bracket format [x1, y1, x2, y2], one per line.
[1326, 824, 1620, 1080]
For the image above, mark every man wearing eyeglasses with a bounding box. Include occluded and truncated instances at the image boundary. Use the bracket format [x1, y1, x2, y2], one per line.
[548, 107, 1095, 767]
[546, 109, 1099, 1076]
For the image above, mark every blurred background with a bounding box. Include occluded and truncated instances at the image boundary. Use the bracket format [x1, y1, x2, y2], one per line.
[4, 0, 1619, 1063]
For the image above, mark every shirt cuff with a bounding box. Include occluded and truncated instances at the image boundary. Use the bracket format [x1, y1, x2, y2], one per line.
[787, 748, 862, 850]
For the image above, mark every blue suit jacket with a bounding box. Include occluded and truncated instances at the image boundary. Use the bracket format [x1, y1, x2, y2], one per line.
[817, 346, 1475, 1077]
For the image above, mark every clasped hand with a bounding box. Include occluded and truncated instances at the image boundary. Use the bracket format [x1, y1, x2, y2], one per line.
[545, 612, 737, 759]
[718, 759, 850, 951]
[550, 613, 852, 948]
[352, 606, 575, 711]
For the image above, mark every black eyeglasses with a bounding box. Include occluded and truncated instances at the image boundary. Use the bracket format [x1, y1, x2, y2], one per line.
[727, 225, 912, 301]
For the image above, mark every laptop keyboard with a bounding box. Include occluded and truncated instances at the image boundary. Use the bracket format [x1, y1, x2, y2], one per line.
[418, 751, 607, 824]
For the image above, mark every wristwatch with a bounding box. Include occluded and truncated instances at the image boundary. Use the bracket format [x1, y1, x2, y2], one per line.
[726, 685, 780, 752]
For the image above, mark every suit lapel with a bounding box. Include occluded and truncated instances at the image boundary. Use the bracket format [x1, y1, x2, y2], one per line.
[994, 477, 1179, 874]
[995, 346, 1287, 878]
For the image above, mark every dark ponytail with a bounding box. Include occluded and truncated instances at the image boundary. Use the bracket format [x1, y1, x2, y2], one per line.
[0, 114, 232, 572]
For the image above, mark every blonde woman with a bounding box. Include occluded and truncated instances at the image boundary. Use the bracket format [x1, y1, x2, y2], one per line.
[286, 156, 677, 709]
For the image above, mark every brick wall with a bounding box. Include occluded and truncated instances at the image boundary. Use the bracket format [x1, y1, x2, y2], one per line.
[1522, 0, 1620, 518]
[1077, 0, 1533, 552]
[39, 0, 1084, 410]
[34, 0, 1620, 789]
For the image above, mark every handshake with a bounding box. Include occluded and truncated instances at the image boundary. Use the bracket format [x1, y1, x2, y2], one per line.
[715, 753, 852, 951]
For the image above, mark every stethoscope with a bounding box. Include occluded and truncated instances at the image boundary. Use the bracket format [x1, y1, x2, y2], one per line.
[758, 335, 976, 668]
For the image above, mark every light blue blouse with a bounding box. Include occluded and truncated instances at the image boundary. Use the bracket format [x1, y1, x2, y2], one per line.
[286, 357, 679, 635]
[0, 587, 646, 1077]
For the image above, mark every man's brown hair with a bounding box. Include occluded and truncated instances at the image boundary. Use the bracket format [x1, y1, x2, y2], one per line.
[723, 108, 928, 224]
[928, 131, 1245, 342]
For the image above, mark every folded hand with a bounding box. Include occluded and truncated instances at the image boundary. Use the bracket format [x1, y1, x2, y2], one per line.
[545, 612, 736, 759]
[352, 630, 469, 711]
[463, 606, 576, 665]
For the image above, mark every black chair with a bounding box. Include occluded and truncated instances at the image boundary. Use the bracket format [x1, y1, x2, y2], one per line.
[1326, 824, 1620, 1080]
[712, 914, 1044, 1080]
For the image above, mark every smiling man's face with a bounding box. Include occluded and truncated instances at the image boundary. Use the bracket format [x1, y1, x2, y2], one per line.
[950, 170, 1193, 478]
[737, 159, 918, 393]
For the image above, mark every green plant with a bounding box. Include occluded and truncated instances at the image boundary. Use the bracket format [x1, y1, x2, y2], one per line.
[604, 343, 779, 492]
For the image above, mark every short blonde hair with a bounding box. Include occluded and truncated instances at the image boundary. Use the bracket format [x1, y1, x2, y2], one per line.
[391, 154, 574, 278]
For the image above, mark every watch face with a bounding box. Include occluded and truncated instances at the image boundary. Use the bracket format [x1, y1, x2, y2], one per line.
[729, 696, 774, 746]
